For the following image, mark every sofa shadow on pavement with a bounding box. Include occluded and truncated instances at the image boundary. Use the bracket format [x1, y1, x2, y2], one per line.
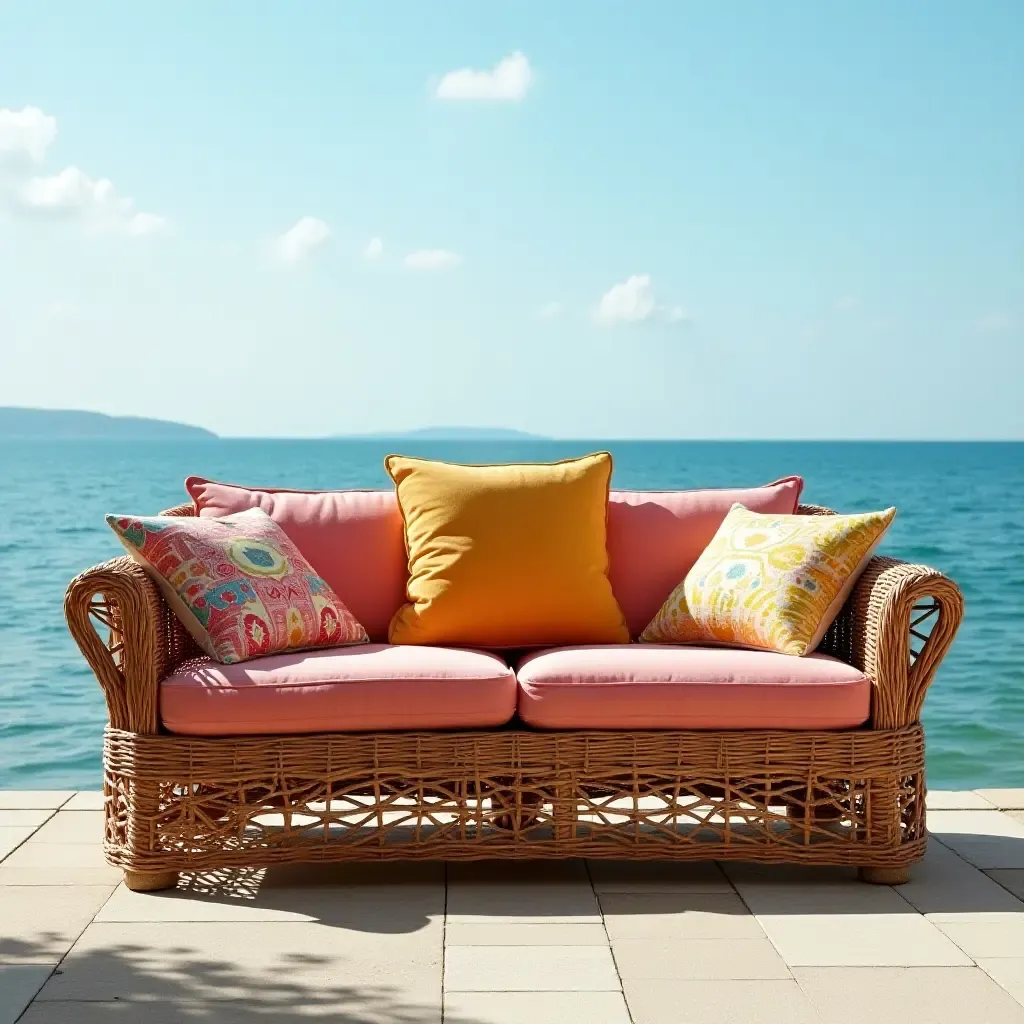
[0, 930, 477, 1023]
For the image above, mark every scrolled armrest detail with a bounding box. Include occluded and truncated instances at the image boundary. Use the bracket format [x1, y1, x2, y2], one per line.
[64, 556, 172, 734]
[825, 556, 964, 729]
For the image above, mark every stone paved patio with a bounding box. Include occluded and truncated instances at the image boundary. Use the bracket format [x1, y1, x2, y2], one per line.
[3, 789, 1024, 1022]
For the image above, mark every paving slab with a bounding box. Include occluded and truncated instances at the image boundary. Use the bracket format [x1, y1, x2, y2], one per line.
[979, 958, 1024, 1008]
[623, 979, 820, 1023]
[0, 841, 121, 886]
[21, 1002, 436, 1022]
[97, 879, 443, 928]
[444, 945, 620, 992]
[0, 885, 117, 965]
[0, 827, 36, 862]
[260, 860, 443, 887]
[990, 870, 1024, 901]
[0, 966, 52, 1024]
[0, 794, 72, 811]
[448, 859, 590, 884]
[446, 882, 602, 923]
[930, 810, 1024, 870]
[929, 912, 1024, 958]
[587, 859, 732, 893]
[733, 883, 972, 966]
[0, 810, 53, 829]
[445, 991, 631, 1024]
[60, 792, 106, 811]
[793, 966, 1024, 1022]
[720, 860, 859, 886]
[444, 921, 610, 944]
[611, 937, 791, 980]
[37, 920, 442, 1006]
[928, 790, 997, 810]
[978, 791, 1024, 810]
[599, 892, 762, 939]
[27, 811, 104, 844]
[930, 811, 1024, 837]
[895, 838, 1024, 914]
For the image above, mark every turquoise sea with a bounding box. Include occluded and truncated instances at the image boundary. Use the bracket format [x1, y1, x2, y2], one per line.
[1, 439, 1021, 790]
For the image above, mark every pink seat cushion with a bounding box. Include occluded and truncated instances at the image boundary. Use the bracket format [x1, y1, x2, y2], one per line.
[186, 479, 405, 643]
[607, 477, 803, 637]
[161, 644, 517, 736]
[516, 645, 870, 730]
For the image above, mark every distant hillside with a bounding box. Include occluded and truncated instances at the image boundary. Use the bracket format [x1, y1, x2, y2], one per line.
[343, 426, 548, 441]
[0, 407, 217, 440]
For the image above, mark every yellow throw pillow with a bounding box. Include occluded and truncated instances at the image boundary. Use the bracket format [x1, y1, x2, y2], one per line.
[386, 452, 629, 648]
[641, 503, 896, 656]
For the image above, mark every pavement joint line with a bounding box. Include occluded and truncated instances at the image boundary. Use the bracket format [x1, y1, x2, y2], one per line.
[0, 814, 51, 866]
[584, 859, 633, 1022]
[985, 872, 1024, 902]
[720, 859, 799, 979]
[441, 861, 448, 1024]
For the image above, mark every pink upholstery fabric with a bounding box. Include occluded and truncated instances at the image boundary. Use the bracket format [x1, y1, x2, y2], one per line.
[186, 479, 406, 643]
[516, 645, 870, 730]
[185, 476, 804, 646]
[161, 644, 516, 736]
[607, 477, 804, 636]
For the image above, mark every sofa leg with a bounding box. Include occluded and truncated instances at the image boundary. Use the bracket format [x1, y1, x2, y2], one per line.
[123, 869, 179, 892]
[858, 866, 911, 885]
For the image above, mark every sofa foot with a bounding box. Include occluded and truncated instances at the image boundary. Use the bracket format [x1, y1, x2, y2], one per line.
[858, 866, 911, 885]
[123, 870, 179, 892]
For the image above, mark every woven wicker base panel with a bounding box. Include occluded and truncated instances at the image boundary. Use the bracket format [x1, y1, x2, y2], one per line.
[101, 725, 927, 874]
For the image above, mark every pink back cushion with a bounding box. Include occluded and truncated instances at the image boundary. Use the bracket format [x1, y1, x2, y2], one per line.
[607, 477, 803, 636]
[186, 474, 803, 644]
[186, 478, 406, 643]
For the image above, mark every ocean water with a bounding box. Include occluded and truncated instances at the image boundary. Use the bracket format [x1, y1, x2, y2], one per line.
[1, 439, 1021, 791]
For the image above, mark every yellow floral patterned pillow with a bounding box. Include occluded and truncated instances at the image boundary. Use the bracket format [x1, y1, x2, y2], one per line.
[640, 504, 896, 656]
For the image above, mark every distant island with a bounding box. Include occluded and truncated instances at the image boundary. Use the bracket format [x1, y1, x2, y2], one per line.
[340, 426, 549, 441]
[0, 407, 217, 440]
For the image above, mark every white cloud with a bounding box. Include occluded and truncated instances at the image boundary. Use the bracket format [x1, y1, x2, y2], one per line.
[594, 274, 690, 327]
[1, 107, 167, 238]
[835, 294, 861, 312]
[15, 165, 168, 235]
[404, 249, 462, 270]
[274, 217, 330, 264]
[594, 274, 657, 325]
[126, 211, 169, 236]
[436, 51, 533, 102]
[537, 300, 564, 319]
[364, 236, 383, 261]
[0, 106, 57, 163]
[19, 166, 111, 211]
[975, 311, 1016, 335]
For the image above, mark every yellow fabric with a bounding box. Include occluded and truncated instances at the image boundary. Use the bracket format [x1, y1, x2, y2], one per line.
[641, 504, 896, 656]
[386, 452, 629, 647]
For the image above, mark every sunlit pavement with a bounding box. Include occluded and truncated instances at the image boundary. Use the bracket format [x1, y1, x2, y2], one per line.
[3, 789, 1024, 1023]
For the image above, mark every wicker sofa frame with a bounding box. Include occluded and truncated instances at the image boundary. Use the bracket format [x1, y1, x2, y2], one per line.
[65, 502, 964, 892]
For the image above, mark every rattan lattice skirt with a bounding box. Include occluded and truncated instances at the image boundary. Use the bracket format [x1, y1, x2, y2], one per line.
[101, 725, 927, 873]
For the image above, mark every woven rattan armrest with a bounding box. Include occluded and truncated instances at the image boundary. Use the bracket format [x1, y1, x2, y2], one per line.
[824, 556, 964, 730]
[64, 555, 175, 734]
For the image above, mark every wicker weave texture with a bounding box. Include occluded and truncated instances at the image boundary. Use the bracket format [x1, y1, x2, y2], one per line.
[64, 499, 963, 877]
[100, 725, 926, 872]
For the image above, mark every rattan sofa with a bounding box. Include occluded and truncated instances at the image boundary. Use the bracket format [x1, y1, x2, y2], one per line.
[65, 499, 963, 892]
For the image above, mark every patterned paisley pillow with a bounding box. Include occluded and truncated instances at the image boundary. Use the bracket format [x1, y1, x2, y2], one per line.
[106, 508, 368, 664]
[640, 504, 896, 656]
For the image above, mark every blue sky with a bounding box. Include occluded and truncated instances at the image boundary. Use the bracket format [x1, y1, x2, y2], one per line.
[1, 2, 1021, 438]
